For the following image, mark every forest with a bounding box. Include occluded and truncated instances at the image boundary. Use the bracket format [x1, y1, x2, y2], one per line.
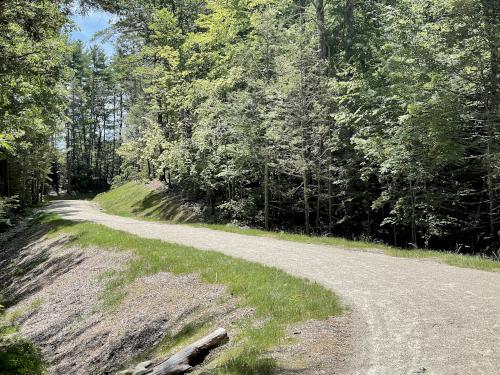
[1, 0, 500, 257]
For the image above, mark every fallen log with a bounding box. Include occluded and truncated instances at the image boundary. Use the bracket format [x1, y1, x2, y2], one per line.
[116, 328, 229, 375]
[148, 328, 229, 375]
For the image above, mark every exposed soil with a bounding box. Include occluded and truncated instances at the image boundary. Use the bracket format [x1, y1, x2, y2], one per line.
[47, 199, 500, 374]
[1, 218, 350, 374]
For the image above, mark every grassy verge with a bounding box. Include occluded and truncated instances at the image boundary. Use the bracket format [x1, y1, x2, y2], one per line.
[38, 213, 342, 373]
[94, 181, 197, 222]
[0, 298, 45, 375]
[194, 224, 500, 272]
[91, 182, 500, 272]
[193, 222, 388, 250]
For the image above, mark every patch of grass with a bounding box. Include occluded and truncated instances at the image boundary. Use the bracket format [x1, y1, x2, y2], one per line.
[94, 183, 500, 272]
[31, 212, 60, 227]
[2, 299, 45, 328]
[215, 348, 277, 375]
[29, 298, 44, 311]
[193, 223, 385, 250]
[94, 181, 197, 222]
[40, 214, 342, 372]
[383, 248, 500, 271]
[3, 309, 23, 326]
[0, 303, 45, 375]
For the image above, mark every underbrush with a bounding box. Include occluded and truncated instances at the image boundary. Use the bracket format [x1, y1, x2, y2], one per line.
[0, 298, 45, 375]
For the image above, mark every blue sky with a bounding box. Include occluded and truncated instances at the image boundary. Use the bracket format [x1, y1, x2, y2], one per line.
[70, 9, 116, 57]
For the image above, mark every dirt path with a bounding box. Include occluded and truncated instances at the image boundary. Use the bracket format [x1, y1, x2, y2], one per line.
[47, 200, 500, 375]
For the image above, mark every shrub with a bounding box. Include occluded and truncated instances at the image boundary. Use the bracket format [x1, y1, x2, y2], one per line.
[0, 196, 19, 231]
[0, 304, 45, 374]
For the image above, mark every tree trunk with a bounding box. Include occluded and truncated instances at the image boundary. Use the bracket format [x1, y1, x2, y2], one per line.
[327, 125, 333, 234]
[134, 328, 228, 375]
[112, 92, 117, 179]
[316, 143, 322, 230]
[315, 0, 327, 60]
[482, 0, 500, 240]
[486, 140, 496, 239]
[344, 0, 354, 59]
[147, 159, 152, 180]
[66, 123, 72, 194]
[264, 157, 270, 231]
[118, 93, 124, 174]
[303, 160, 310, 235]
[409, 180, 417, 247]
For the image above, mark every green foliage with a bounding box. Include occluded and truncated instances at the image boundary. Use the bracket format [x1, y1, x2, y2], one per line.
[65, 42, 123, 192]
[0, 338, 45, 375]
[0, 0, 70, 208]
[0, 304, 45, 375]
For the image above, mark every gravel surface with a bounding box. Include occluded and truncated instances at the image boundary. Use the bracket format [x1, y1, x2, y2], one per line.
[274, 314, 354, 374]
[48, 200, 500, 374]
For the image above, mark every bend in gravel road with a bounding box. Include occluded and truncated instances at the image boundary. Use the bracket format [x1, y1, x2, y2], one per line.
[47, 200, 500, 375]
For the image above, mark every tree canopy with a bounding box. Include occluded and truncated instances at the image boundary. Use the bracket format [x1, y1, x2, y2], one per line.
[1, 0, 499, 256]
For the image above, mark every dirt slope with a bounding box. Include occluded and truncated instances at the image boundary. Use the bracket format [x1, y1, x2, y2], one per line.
[48, 200, 500, 375]
[2, 214, 351, 374]
[0, 229, 247, 374]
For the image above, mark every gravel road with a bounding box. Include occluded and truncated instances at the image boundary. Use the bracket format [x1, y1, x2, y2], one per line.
[47, 200, 500, 375]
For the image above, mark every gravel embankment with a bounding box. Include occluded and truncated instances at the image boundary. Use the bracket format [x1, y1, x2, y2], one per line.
[2, 214, 349, 374]
[1, 231, 247, 374]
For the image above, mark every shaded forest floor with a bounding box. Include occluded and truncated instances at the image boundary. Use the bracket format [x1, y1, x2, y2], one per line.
[94, 181, 500, 272]
[0, 214, 349, 374]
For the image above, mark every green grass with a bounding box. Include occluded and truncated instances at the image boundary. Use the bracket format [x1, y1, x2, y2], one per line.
[193, 222, 387, 250]
[382, 248, 500, 271]
[37, 213, 342, 373]
[94, 181, 198, 222]
[0, 299, 45, 375]
[92, 182, 500, 272]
